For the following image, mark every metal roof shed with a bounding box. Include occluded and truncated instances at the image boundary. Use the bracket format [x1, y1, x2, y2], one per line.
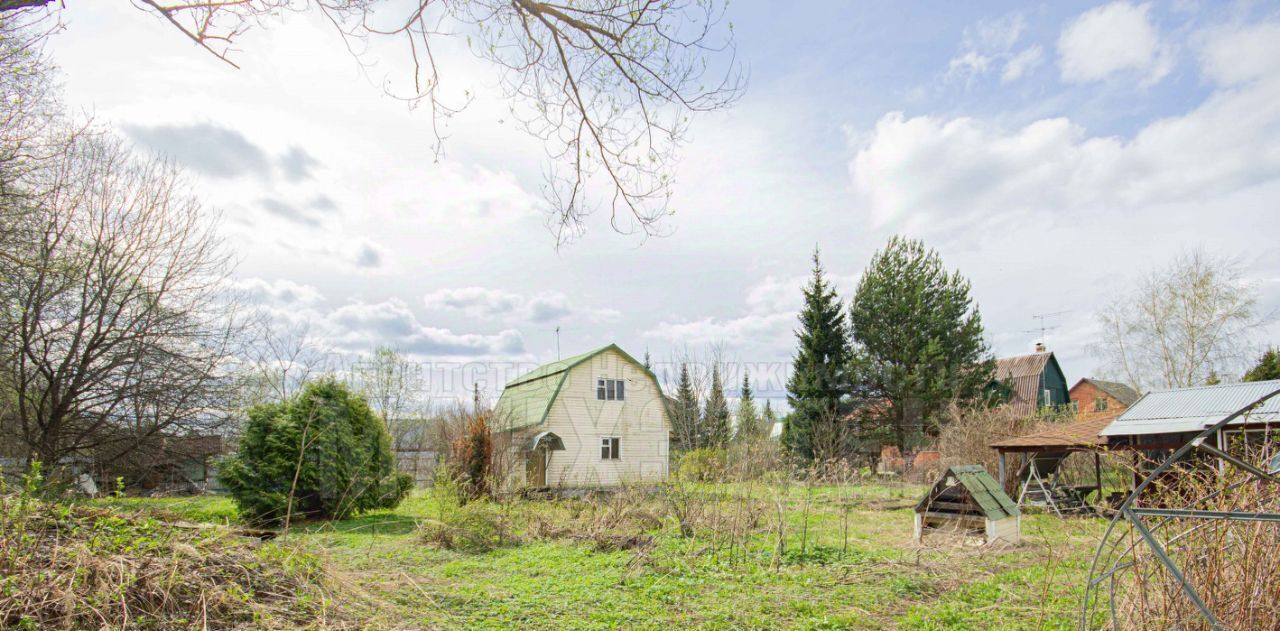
[914, 465, 1020, 544]
[1099, 380, 1280, 439]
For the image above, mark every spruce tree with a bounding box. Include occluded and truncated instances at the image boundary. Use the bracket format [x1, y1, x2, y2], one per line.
[703, 364, 732, 448]
[1243, 347, 1280, 382]
[849, 236, 993, 450]
[734, 371, 762, 442]
[784, 249, 852, 461]
[671, 363, 701, 450]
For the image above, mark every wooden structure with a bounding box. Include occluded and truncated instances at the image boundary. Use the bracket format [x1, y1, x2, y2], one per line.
[915, 465, 1020, 544]
[989, 414, 1116, 514]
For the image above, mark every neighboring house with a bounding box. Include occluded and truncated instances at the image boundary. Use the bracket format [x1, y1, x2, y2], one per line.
[991, 346, 1070, 415]
[1069, 378, 1139, 419]
[494, 344, 670, 489]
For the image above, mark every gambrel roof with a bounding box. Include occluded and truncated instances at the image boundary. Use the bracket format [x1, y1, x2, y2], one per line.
[494, 344, 665, 432]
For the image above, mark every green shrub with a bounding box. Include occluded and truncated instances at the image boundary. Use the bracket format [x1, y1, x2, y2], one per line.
[678, 448, 728, 482]
[420, 501, 510, 553]
[218, 379, 413, 525]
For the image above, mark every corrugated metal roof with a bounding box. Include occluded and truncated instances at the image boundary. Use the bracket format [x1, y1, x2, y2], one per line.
[995, 353, 1052, 379]
[993, 352, 1055, 415]
[1099, 380, 1280, 436]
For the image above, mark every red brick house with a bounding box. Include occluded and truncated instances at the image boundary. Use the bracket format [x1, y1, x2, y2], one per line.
[1068, 378, 1139, 420]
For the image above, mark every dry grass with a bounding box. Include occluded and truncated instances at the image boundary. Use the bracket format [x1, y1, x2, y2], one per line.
[0, 494, 343, 630]
[1089, 444, 1280, 630]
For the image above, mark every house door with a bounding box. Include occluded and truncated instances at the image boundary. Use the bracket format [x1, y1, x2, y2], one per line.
[526, 446, 547, 487]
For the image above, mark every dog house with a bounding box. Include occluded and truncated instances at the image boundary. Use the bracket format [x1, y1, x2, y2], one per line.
[914, 465, 1020, 544]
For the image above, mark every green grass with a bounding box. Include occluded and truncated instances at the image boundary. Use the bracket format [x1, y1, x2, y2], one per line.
[90, 484, 1107, 630]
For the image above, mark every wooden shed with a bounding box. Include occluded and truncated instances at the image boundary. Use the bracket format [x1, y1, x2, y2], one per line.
[914, 465, 1020, 544]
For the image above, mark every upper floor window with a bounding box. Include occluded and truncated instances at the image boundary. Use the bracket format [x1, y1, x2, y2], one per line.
[1094, 397, 1109, 412]
[597, 378, 625, 401]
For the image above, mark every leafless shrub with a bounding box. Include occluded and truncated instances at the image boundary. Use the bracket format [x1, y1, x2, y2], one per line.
[1090, 437, 1280, 630]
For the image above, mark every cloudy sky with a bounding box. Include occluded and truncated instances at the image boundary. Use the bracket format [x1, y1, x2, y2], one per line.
[44, 1, 1280, 405]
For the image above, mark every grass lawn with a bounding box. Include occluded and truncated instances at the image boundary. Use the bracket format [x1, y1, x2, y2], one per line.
[86, 484, 1107, 630]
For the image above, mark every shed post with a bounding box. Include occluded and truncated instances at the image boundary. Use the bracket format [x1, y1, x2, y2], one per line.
[997, 451, 1007, 487]
[1093, 451, 1102, 503]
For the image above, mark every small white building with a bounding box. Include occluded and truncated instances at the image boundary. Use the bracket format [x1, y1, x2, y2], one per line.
[494, 344, 670, 489]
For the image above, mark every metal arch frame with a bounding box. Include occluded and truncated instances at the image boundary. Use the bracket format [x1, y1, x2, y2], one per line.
[1081, 386, 1280, 631]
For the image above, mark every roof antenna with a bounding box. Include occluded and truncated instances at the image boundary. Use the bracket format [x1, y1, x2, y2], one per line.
[1021, 310, 1071, 349]
[554, 326, 561, 360]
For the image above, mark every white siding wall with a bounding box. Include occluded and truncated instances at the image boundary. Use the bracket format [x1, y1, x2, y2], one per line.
[540, 349, 669, 487]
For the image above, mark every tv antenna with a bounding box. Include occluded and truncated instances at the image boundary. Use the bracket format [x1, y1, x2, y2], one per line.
[554, 326, 561, 360]
[1022, 310, 1071, 344]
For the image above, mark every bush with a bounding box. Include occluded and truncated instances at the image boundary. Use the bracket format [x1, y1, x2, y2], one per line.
[419, 500, 511, 553]
[677, 448, 728, 482]
[219, 379, 413, 525]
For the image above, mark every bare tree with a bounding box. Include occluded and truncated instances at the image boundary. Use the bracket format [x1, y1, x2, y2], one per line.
[345, 345, 430, 450]
[1093, 249, 1263, 392]
[1, 1, 743, 245]
[231, 320, 333, 409]
[0, 131, 241, 478]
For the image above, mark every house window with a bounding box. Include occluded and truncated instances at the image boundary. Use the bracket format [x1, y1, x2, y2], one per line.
[1043, 389, 1053, 405]
[596, 378, 625, 401]
[1094, 397, 1109, 412]
[601, 437, 621, 460]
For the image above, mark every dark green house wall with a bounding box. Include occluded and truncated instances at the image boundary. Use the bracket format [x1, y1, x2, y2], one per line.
[1036, 355, 1070, 408]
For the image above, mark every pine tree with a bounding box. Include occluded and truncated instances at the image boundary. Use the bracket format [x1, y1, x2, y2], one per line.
[703, 364, 732, 448]
[734, 371, 762, 442]
[784, 248, 852, 461]
[1244, 347, 1280, 382]
[670, 363, 701, 450]
[849, 236, 993, 450]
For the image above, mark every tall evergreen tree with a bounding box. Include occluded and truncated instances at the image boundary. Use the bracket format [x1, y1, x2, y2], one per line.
[703, 364, 732, 448]
[849, 236, 993, 450]
[762, 400, 779, 438]
[1243, 347, 1280, 382]
[670, 363, 701, 451]
[784, 249, 852, 461]
[734, 371, 762, 442]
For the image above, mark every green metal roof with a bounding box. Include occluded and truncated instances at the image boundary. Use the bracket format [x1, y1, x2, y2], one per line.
[494, 344, 665, 433]
[916, 464, 1020, 520]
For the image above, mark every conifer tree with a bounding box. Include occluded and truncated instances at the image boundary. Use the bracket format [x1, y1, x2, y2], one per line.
[703, 364, 732, 448]
[784, 249, 852, 461]
[1244, 347, 1280, 382]
[734, 371, 762, 442]
[849, 236, 993, 450]
[670, 363, 701, 451]
[762, 400, 779, 438]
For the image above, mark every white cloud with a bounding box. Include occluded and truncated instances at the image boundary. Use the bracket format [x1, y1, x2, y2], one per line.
[422, 287, 620, 324]
[230, 277, 324, 306]
[947, 12, 1041, 84]
[851, 32, 1280, 229]
[1002, 45, 1043, 83]
[323, 298, 525, 357]
[1196, 21, 1280, 86]
[1057, 2, 1172, 84]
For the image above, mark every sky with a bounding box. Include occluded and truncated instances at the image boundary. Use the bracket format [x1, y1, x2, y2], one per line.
[42, 1, 1280, 407]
